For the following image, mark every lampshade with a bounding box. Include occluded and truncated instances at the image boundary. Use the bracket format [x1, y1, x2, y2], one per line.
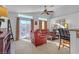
[0, 6, 8, 17]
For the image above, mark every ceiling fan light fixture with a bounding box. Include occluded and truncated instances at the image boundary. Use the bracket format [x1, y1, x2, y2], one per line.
[41, 13, 48, 16]
[41, 5, 54, 16]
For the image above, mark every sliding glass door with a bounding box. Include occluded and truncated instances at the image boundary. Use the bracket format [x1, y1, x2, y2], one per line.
[19, 19, 31, 41]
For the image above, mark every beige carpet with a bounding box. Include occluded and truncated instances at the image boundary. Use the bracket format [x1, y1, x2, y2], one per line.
[14, 39, 69, 54]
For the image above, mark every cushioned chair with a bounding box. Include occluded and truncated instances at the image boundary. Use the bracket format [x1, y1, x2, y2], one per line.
[58, 28, 70, 50]
[47, 32, 57, 40]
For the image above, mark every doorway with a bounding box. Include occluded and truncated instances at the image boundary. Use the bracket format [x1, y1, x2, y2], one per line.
[16, 17, 31, 41]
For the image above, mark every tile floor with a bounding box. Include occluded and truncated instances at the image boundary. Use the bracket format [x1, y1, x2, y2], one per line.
[12, 39, 69, 54]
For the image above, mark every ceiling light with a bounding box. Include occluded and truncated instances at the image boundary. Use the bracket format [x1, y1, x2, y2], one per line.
[18, 14, 33, 19]
[39, 17, 47, 21]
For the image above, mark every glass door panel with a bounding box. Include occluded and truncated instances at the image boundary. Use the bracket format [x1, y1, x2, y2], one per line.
[19, 20, 31, 40]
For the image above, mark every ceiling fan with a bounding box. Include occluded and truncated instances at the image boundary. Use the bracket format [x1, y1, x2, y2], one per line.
[41, 5, 54, 15]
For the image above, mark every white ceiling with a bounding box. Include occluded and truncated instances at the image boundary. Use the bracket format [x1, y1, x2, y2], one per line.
[5, 5, 79, 18]
[6, 5, 55, 13]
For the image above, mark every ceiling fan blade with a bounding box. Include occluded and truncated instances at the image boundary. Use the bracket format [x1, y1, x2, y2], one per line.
[41, 5, 54, 15]
[41, 12, 49, 15]
[47, 12, 49, 15]
[41, 12, 44, 15]
[48, 11, 53, 12]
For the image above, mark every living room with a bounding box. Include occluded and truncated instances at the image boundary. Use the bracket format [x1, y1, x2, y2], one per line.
[0, 5, 79, 54]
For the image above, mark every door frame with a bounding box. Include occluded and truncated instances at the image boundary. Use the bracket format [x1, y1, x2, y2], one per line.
[16, 17, 32, 41]
[16, 17, 19, 41]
